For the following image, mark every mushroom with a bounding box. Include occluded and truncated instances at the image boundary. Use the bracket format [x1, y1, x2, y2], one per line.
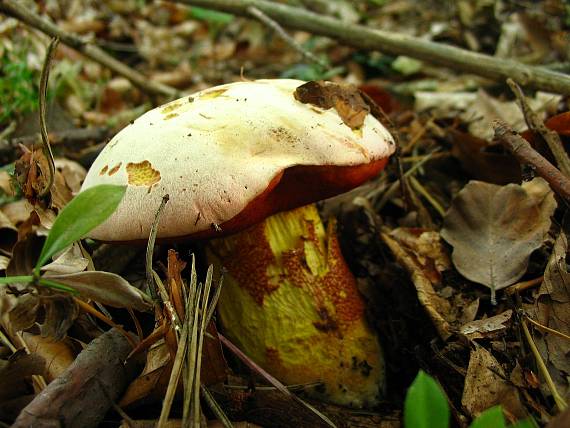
[80, 79, 396, 407]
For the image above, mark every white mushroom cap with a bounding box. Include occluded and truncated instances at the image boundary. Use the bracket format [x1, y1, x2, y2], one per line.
[80, 79, 395, 241]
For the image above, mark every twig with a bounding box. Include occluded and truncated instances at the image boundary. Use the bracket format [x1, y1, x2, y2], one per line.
[12, 329, 139, 428]
[409, 175, 446, 217]
[0, 0, 179, 99]
[74, 297, 137, 348]
[493, 120, 570, 200]
[520, 318, 567, 411]
[146, 194, 170, 301]
[247, 6, 327, 69]
[173, 0, 570, 95]
[38, 37, 58, 198]
[507, 78, 570, 177]
[506, 276, 543, 295]
[218, 333, 337, 428]
[525, 315, 570, 342]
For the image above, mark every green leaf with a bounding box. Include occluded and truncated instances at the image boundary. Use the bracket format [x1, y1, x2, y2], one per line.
[35, 184, 126, 273]
[470, 406, 506, 428]
[0, 275, 33, 285]
[404, 370, 450, 428]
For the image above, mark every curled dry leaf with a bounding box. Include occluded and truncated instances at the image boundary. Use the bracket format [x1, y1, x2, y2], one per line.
[41, 243, 89, 275]
[294, 81, 371, 129]
[381, 229, 452, 340]
[45, 271, 152, 312]
[441, 178, 556, 299]
[462, 346, 526, 419]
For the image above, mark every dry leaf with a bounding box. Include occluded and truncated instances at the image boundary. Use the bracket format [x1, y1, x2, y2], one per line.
[441, 178, 556, 300]
[415, 90, 560, 140]
[462, 346, 526, 419]
[381, 229, 452, 340]
[460, 310, 513, 341]
[526, 232, 570, 401]
[294, 81, 371, 129]
[41, 243, 89, 275]
[45, 271, 152, 312]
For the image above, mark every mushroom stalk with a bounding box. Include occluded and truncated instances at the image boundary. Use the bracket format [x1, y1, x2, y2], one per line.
[208, 204, 384, 408]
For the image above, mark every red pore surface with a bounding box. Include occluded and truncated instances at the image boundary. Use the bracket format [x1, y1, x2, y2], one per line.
[186, 157, 389, 240]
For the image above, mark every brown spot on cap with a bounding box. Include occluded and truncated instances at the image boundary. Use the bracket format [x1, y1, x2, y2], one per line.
[99, 165, 109, 175]
[108, 162, 122, 176]
[126, 160, 161, 186]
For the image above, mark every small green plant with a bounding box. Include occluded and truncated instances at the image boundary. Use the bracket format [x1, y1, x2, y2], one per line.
[0, 184, 126, 291]
[404, 371, 536, 428]
[0, 48, 40, 124]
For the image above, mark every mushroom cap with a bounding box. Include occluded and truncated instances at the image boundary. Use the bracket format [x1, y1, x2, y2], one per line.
[80, 79, 395, 241]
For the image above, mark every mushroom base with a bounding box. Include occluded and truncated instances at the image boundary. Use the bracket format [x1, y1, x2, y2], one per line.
[208, 204, 385, 408]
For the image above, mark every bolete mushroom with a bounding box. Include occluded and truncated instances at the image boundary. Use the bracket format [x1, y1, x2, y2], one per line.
[80, 79, 396, 407]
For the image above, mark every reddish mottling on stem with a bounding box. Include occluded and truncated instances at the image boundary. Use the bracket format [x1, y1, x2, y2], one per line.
[218, 223, 278, 305]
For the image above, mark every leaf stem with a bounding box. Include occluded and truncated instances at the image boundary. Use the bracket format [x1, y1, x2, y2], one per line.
[0, 275, 33, 285]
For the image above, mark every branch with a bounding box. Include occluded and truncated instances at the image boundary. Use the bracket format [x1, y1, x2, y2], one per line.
[174, 0, 570, 95]
[0, 0, 179, 99]
[12, 329, 140, 428]
[493, 120, 570, 200]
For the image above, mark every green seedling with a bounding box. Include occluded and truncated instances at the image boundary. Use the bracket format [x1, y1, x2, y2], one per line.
[0, 184, 126, 292]
[404, 371, 536, 428]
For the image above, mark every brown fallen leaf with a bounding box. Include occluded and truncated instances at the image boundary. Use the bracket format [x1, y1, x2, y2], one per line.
[462, 346, 526, 420]
[294, 81, 370, 129]
[381, 229, 452, 340]
[460, 310, 513, 341]
[441, 178, 556, 301]
[526, 232, 570, 402]
[448, 129, 521, 185]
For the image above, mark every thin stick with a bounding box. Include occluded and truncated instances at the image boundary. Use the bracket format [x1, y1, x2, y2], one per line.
[73, 297, 137, 348]
[0, 328, 17, 353]
[38, 37, 58, 198]
[247, 6, 327, 69]
[493, 120, 570, 200]
[525, 315, 570, 342]
[506, 276, 543, 295]
[409, 175, 446, 217]
[218, 333, 337, 427]
[173, 0, 570, 94]
[0, 0, 178, 98]
[507, 78, 570, 177]
[146, 194, 169, 301]
[520, 318, 567, 411]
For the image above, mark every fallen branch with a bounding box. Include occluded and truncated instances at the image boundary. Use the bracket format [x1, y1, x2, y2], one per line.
[0, 0, 179, 99]
[493, 120, 570, 200]
[12, 329, 140, 428]
[507, 78, 570, 177]
[174, 0, 570, 95]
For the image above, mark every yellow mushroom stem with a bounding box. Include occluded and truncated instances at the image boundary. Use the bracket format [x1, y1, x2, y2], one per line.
[208, 204, 384, 408]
